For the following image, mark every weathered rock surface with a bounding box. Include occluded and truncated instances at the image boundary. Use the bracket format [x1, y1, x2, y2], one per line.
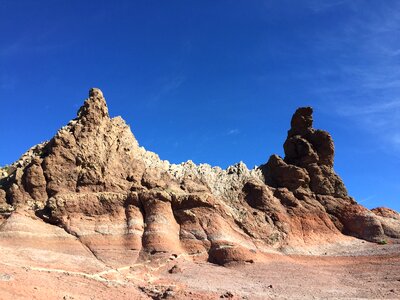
[371, 207, 400, 239]
[0, 89, 399, 269]
[260, 106, 398, 243]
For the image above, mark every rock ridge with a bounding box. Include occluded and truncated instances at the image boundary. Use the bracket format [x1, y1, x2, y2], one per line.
[0, 88, 399, 267]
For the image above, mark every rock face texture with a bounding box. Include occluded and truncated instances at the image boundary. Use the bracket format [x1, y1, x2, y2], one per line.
[0, 89, 399, 267]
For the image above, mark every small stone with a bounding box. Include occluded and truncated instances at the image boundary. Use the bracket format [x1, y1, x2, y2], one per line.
[168, 265, 182, 274]
[220, 291, 234, 298]
[245, 259, 254, 264]
[162, 287, 175, 298]
[0, 273, 13, 281]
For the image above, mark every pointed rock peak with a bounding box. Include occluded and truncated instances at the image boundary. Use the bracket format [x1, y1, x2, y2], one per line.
[89, 87, 104, 98]
[289, 106, 313, 137]
[77, 88, 109, 124]
[285, 106, 335, 168]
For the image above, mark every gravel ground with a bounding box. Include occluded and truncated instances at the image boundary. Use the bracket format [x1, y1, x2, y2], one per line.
[0, 241, 399, 299]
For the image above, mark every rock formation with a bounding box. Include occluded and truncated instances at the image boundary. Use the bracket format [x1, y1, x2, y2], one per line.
[0, 89, 399, 268]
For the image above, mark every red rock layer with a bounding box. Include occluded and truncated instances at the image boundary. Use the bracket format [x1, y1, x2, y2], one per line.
[0, 88, 398, 267]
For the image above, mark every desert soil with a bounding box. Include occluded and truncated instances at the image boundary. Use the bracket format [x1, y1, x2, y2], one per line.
[0, 242, 399, 300]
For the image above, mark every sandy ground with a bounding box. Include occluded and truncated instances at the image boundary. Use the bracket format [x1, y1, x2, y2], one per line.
[0, 243, 399, 299]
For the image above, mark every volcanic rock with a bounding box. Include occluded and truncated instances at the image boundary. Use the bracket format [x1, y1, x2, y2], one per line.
[0, 89, 399, 269]
[372, 207, 400, 238]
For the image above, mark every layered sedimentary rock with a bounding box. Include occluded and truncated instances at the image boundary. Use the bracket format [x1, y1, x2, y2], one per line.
[0, 89, 399, 267]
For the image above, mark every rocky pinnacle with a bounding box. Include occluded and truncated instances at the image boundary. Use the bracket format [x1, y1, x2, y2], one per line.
[0, 88, 399, 267]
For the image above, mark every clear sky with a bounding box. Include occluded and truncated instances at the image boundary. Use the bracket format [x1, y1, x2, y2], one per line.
[0, 1, 399, 211]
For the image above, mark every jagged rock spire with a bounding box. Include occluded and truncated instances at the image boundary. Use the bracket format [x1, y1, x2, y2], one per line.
[288, 106, 314, 137]
[284, 107, 334, 168]
[261, 107, 347, 197]
[77, 88, 109, 125]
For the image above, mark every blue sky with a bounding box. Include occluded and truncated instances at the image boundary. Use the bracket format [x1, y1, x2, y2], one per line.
[0, 0, 399, 211]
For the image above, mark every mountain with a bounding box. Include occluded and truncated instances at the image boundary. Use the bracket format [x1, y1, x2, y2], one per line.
[0, 88, 399, 299]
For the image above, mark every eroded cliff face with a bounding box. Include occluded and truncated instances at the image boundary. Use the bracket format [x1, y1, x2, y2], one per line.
[0, 88, 399, 267]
